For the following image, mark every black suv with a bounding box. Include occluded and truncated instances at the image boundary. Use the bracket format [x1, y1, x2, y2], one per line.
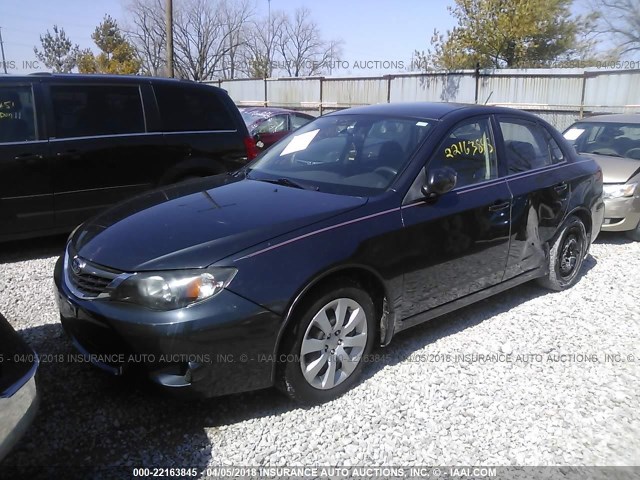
[0, 74, 257, 241]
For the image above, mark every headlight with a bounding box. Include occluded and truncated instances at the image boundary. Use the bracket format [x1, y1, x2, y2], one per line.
[603, 183, 637, 199]
[111, 268, 237, 310]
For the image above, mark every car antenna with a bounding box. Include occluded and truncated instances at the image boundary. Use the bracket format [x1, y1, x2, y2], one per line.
[484, 91, 493, 105]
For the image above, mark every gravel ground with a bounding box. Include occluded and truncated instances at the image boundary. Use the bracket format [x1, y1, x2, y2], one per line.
[0, 232, 639, 475]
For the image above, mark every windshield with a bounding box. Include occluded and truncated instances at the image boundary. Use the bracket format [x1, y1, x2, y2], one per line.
[564, 122, 640, 160]
[246, 114, 433, 196]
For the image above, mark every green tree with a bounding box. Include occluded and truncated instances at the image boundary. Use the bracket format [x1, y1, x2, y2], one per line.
[416, 0, 594, 70]
[78, 15, 141, 74]
[33, 25, 79, 73]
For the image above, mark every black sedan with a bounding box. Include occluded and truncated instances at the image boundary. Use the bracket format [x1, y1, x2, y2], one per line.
[54, 103, 604, 404]
[0, 313, 39, 461]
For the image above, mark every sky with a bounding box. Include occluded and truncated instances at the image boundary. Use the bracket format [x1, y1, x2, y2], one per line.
[0, 0, 601, 77]
[0, 0, 459, 75]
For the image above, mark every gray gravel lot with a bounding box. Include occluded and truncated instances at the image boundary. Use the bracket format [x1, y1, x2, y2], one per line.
[0, 232, 639, 473]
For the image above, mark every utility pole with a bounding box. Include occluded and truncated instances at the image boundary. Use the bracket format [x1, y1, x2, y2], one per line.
[166, 0, 174, 78]
[0, 27, 8, 74]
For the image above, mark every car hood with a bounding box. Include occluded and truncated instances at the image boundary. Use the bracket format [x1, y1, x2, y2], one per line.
[71, 175, 367, 271]
[583, 154, 640, 183]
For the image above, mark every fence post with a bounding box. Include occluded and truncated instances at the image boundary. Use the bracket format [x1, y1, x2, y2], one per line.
[386, 75, 392, 103]
[264, 77, 268, 107]
[579, 71, 588, 119]
[474, 63, 480, 104]
[319, 77, 324, 116]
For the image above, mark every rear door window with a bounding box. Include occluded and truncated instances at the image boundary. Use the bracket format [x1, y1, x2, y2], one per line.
[0, 85, 37, 143]
[543, 128, 565, 164]
[51, 84, 145, 138]
[499, 119, 554, 173]
[154, 85, 234, 132]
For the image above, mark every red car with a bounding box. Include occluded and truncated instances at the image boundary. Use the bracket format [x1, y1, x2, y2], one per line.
[240, 107, 315, 150]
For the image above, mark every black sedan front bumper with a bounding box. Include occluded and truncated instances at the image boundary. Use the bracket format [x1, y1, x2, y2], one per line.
[53, 257, 284, 398]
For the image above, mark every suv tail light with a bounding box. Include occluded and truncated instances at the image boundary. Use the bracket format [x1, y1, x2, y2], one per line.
[244, 136, 259, 161]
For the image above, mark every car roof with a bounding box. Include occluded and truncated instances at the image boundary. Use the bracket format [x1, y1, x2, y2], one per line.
[327, 102, 540, 121]
[577, 113, 640, 124]
[0, 73, 225, 92]
[240, 107, 307, 116]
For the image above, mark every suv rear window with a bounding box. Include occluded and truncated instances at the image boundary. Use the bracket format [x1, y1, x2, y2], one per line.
[51, 85, 145, 138]
[154, 84, 235, 132]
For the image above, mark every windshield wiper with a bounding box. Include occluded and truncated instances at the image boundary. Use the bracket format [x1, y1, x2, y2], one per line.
[259, 177, 318, 190]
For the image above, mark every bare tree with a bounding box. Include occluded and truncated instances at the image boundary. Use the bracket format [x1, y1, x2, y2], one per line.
[276, 7, 342, 77]
[589, 0, 640, 56]
[123, 1, 343, 80]
[124, 0, 253, 80]
[218, 0, 254, 79]
[123, 0, 166, 76]
[171, 0, 252, 80]
[239, 11, 287, 78]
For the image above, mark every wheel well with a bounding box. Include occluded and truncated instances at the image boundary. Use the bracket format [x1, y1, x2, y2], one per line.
[570, 208, 592, 237]
[278, 268, 389, 353]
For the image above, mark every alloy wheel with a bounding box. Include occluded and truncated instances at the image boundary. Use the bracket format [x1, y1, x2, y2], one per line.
[299, 298, 368, 390]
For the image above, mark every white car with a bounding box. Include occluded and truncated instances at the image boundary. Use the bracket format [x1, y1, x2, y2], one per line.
[564, 114, 640, 241]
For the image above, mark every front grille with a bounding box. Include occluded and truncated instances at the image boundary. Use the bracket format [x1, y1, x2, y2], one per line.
[66, 253, 121, 298]
[69, 270, 113, 297]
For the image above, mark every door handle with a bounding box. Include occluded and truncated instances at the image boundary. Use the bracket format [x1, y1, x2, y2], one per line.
[14, 153, 43, 163]
[554, 182, 569, 194]
[488, 201, 510, 212]
[56, 150, 82, 160]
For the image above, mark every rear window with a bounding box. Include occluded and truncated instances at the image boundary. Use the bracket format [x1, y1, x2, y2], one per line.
[51, 85, 145, 138]
[154, 84, 235, 132]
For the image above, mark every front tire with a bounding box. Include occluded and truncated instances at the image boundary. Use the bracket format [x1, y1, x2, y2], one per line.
[537, 215, 587, 291]
[277, 279, 376, 404]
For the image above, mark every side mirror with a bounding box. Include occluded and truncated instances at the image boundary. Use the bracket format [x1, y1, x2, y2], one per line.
[422, 166, 457, 198]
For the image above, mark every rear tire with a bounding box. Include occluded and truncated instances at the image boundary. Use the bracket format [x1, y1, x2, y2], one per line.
[277, 279, 376, 404]
[537, 215, 587, 291]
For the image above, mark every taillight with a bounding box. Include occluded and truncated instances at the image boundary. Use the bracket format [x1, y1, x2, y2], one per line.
[244, 136, 259, 161]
